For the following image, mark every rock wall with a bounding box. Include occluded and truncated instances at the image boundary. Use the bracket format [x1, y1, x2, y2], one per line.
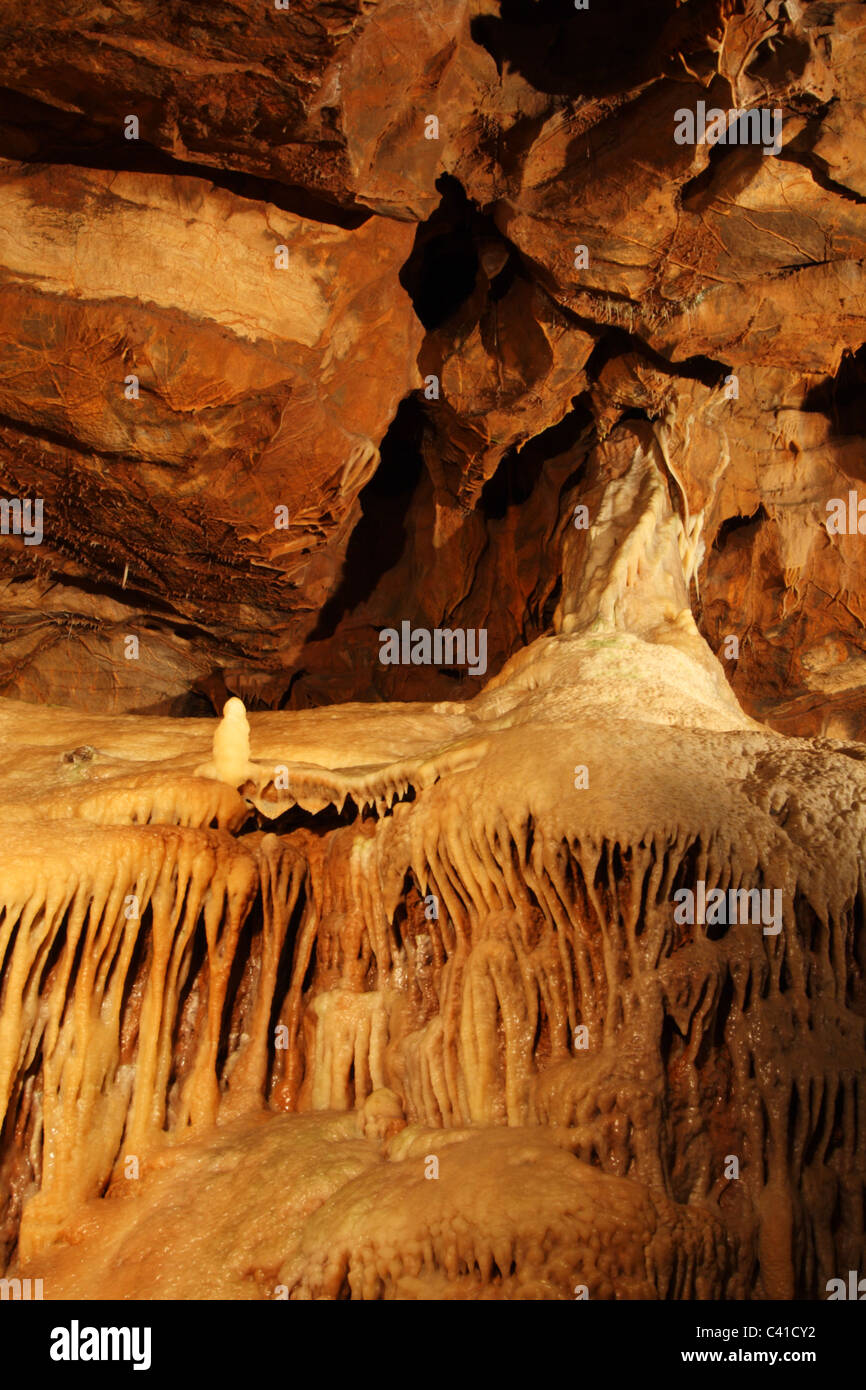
[0, 0, 864, 1301]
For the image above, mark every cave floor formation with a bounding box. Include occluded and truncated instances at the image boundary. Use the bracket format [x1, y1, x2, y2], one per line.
[1, 432, 865, 1299]
[1, 0, 865, 1303]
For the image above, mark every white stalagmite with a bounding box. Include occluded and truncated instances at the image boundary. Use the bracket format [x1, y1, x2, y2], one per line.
[195, 696, 262, 788]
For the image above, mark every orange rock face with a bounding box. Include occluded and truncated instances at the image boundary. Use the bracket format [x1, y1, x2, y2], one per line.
[0, 0, 864, 724]
[0, 0, 864, 1309]
[0, 160, 420, 708]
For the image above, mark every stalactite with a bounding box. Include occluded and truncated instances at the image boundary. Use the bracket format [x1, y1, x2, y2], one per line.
[0, 439, 864, 1299]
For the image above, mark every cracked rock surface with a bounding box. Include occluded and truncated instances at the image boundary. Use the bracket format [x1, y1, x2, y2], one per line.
[0, 0, 864, 1301]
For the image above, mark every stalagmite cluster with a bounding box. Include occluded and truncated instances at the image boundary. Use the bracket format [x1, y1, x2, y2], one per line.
[0, 0, 865, 1302]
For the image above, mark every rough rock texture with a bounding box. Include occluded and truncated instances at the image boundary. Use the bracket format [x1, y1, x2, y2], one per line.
[0, 159, 420, 709]
[0, 0, 864, 1302]
[0, 0, 863, 725]
[0, 429, 864, 1299]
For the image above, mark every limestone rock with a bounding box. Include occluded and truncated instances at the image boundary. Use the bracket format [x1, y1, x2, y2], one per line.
[0, 0, 864, 1309]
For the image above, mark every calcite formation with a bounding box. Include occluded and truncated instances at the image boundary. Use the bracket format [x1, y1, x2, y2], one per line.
[0, 0, 864, 1302]
[0, 425, 863, 1299]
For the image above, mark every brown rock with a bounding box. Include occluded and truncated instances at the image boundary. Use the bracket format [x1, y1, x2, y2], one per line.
[0, 161, 421, 709]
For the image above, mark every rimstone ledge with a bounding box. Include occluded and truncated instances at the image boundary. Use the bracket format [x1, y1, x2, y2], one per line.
[0, 0, 863, 1312]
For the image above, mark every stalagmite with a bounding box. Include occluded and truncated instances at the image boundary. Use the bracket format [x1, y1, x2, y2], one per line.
[0, 0, 865, 1310]
[195, 697, 262, 789]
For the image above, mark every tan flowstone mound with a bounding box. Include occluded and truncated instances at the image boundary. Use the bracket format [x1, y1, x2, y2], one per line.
[16, 1113, 732, 1301]
[0, 426, 863, 1298]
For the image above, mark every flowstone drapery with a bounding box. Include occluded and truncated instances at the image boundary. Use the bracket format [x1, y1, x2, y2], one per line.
[1, 423, 863, 1299]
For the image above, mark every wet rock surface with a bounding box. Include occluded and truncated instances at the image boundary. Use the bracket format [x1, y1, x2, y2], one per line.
[0, 0, 864, 1305]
